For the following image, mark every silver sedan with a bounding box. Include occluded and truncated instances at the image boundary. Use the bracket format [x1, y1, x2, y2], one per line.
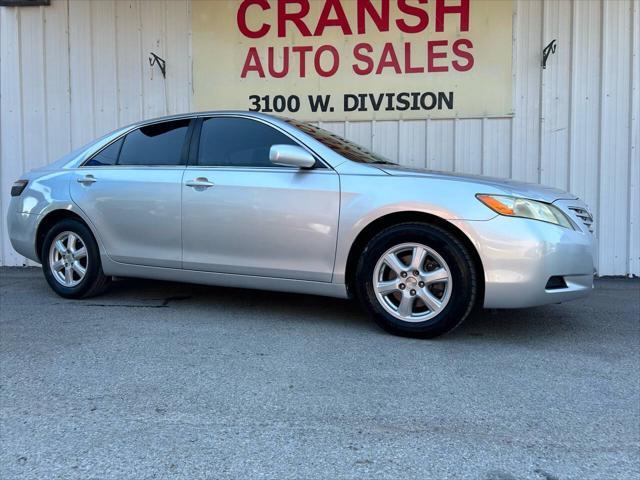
[7, 112, 595, 338]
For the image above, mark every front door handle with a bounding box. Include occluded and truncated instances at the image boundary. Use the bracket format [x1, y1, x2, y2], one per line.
[185, 177, 214, 188]
[77, 174, 97, 185]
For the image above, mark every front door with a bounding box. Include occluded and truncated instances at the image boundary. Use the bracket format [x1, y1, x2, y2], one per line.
[181, 116, 340, 282]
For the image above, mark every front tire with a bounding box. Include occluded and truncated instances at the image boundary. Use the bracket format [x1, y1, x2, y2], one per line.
[41, 218, 110, 298]
[355, 222, 478, 338]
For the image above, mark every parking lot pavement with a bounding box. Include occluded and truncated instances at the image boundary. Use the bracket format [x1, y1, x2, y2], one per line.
[0, 268, 638, 480]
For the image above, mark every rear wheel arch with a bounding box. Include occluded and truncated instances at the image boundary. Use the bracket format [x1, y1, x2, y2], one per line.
[36, 210, 95, 263]
[345, 211, 485, 306]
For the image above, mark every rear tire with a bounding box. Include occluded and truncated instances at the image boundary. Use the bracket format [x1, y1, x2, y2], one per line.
[355, 222, 477, 338]
[41, 218, 110, 298]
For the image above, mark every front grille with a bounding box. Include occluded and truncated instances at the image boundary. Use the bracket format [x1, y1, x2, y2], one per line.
[569, 206, 594, 233]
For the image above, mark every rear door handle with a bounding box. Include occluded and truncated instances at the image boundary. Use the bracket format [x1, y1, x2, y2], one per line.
[185, 177, 214, 188]
[77, 174, 97, 185]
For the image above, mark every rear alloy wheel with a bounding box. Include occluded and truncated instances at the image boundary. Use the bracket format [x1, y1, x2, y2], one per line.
[42, 218, 110, 298]
[355, 223, 478, 338]
[48, 231, 89, 288]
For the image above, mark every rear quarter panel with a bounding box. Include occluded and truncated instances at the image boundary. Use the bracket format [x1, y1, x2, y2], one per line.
[13, 170, 74, 216]
[9, 170, 106, 262]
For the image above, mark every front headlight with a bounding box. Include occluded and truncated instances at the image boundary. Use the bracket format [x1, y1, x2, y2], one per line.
[476, 194, 574, 229]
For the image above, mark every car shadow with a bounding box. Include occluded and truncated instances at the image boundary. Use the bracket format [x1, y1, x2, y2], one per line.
[102, 276, 373, 330]
[452, 305, 574, 341]
[98, 277, 576, 342]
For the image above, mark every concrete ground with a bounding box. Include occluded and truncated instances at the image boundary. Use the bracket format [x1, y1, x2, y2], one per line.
[0, 267, 638, 480]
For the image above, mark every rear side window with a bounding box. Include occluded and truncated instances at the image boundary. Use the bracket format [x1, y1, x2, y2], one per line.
[118, 120, 190, 166]
[85, 138, 123, 167]
[198, 117, 298, 167]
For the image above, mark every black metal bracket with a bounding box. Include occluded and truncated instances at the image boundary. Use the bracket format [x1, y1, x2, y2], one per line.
[542, 40, 557, 69]
[0, 0, 50, 5]
[149, 52, 166, 78]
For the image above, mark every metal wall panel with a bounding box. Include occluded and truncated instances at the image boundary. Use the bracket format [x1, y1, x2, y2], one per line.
[115, 0, 144, 127]
[511, 0, 542, 184]
[569, 0, 602, 229]
[455, 119, 483, 175]
[43, 1, 71, 162]
[68, 0, 94, 147]
[398, 120, 427, 169]
[598, 0, 633, 275]
[0, 6, 24, 266]
[630, 0, 640, 276]
[427, 119, 455, 172]
[1, 0, 638, 276]
[482, 118, 512, 178]
[540, 0, 571, 190]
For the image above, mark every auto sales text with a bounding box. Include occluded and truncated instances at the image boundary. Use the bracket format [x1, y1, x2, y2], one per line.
[237, 0, 474, 79]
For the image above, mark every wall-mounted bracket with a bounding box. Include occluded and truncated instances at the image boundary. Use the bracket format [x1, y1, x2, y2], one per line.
[542, 40, 557, 69]
[149, 52, 166, 79]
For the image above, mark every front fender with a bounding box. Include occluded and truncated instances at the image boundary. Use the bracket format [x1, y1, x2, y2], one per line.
[332, 174, 497, 284]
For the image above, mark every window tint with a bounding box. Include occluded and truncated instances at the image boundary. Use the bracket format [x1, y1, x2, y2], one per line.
[86, 138, 123, 166]
[198, 117, 298, 167]
[118, 120, 190, 166]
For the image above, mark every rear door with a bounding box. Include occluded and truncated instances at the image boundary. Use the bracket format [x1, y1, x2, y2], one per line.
[181, 116, 340, 281]
[70, 119, 192, 268]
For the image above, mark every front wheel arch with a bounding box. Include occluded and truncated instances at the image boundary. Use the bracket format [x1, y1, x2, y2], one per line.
[345, 212, 485, 307]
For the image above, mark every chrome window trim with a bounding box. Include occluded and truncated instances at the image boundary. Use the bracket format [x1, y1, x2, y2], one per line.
[75, 165, 188, 171]
[183, 165, 335, 174]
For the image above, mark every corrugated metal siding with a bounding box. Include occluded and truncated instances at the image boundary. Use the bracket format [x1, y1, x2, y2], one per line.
[1, 0, 638, 276]
[0, 0, 192, 266]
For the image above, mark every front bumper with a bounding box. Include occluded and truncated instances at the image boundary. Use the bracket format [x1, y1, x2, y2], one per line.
[454, 212, 595, 309]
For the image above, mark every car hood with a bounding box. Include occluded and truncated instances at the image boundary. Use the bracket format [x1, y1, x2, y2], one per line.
[376, 165, 577, 202]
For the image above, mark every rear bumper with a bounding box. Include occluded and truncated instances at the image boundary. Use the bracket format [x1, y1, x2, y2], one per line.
[453, 214, 595, 308]
[7, 206, 41, 263]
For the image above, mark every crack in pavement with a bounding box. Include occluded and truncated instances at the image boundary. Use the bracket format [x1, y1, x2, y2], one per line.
[54, 295, 193, 309]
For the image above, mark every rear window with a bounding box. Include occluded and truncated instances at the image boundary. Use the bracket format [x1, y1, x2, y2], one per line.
[85, 138, 123, 167]
[118, 120, 190, 166]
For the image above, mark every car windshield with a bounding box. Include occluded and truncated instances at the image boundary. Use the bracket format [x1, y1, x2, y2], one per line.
[285, 119, 396, 165]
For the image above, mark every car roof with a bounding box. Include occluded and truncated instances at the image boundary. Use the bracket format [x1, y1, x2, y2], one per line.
[55, 111, 372, 172]
[129, 111, 289, 128]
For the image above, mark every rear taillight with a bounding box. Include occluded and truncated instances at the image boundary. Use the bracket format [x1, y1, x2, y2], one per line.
[10, 179, 28, 197]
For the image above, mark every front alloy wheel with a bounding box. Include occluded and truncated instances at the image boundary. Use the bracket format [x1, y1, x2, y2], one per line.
[355, 222, 478, 338]
[373, 243, 452, 322]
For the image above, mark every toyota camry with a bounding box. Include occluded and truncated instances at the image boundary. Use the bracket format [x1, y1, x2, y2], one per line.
[7, 112, 595, 338]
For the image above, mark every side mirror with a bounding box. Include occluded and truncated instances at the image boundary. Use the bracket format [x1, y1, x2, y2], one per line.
[269, 144, 316, 169]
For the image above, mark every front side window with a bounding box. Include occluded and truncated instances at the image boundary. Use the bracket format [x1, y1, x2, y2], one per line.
[117, 120, 190, 166]
[198, 117, 298, 168]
